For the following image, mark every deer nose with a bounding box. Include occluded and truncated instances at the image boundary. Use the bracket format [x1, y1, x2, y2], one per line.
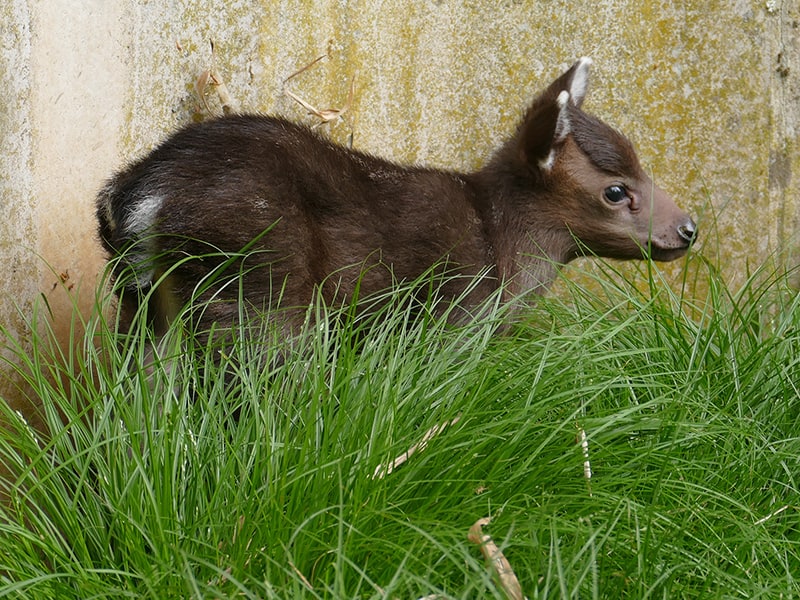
[677, 219, 697, 245]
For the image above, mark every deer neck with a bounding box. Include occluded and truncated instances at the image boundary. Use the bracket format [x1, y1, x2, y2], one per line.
[468, 172, 578, 299]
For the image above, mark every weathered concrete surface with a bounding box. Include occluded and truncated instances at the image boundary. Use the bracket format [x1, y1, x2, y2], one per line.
[1, 0, 42, 426]
[1, 1, 36, 348]
[768, 1, 800, 273]
[1, 0, 799, 412]
[1, 0, 126, 427]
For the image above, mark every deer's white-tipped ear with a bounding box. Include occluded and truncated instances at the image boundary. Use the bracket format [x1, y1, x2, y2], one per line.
[567, 57, 592, 107]
[554, 90, 572, 141]
[537, 91, 571, 170]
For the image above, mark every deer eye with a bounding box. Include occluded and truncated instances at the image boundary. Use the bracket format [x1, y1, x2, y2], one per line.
[603, 185, 628, 204]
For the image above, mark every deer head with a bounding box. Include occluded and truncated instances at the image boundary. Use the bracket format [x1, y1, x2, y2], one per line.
[487, 57, 696, 286]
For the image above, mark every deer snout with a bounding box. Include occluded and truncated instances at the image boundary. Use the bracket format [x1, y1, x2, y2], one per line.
[648, 213, 697, 262]
[677, 218, 697, 245]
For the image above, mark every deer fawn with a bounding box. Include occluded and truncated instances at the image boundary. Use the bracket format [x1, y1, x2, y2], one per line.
[97, 58, 696, 337]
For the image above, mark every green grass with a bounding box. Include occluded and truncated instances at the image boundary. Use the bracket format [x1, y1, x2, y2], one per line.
[0, 254, 799, 599]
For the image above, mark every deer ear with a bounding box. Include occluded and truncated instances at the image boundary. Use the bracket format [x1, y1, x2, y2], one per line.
[519, 90, 572, 171]
[519, 58, 593, 171]
[543, 57, 592, 108]
[562, 57, 592, 108]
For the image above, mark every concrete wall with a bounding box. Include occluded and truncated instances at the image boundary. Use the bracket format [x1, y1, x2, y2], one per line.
[1, 0, 799, 412]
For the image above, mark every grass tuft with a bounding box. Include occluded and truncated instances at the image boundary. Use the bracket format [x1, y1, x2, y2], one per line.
[1, 257, 799, 598]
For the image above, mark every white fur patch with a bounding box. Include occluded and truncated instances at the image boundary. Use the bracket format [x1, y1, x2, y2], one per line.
[538, 149, 556, 171]
[554, 90, 572, 141]
[540, 90, 574, 169]
[123, 192, 164, 288]
[124, 192, 163, 237]
[569, 57, 593, 106]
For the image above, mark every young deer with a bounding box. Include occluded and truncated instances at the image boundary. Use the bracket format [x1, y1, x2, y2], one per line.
[97, 58, 696, 336]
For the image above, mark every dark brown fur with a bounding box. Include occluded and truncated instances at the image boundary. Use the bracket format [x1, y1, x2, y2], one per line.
[97, 59, 696, 336]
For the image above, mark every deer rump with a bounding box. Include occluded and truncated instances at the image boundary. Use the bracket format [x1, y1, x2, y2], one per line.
[97, 58, 696, 336]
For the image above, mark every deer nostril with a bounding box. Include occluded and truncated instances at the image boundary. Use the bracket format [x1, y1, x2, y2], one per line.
[677, 219, 697, 244]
